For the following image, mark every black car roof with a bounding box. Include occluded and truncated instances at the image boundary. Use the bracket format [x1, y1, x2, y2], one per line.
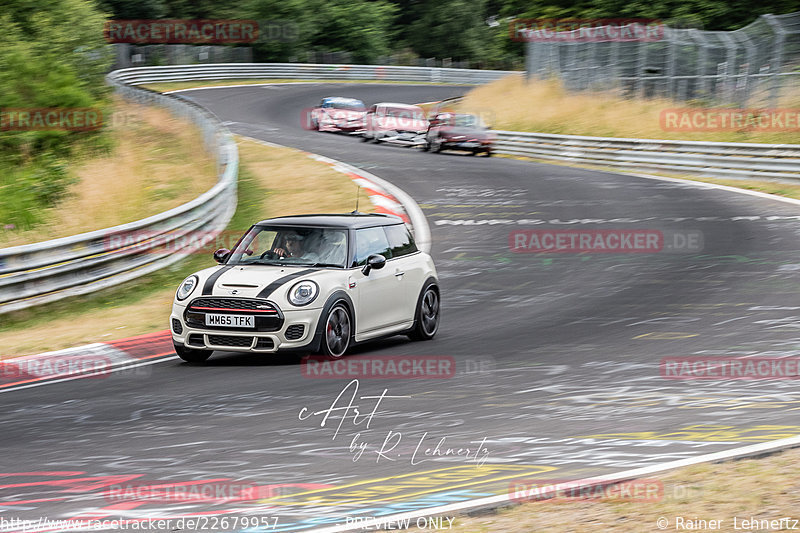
[255, 213, 404, 229]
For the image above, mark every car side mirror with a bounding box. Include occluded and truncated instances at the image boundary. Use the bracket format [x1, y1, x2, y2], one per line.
[213, 248, 231, 264]
[361, 254, 386, 275]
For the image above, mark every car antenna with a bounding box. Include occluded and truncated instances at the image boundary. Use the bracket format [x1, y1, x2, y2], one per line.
[351, 185, 361, 215]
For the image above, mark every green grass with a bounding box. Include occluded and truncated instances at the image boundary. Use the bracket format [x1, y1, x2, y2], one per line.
[0, 164, 264, 334]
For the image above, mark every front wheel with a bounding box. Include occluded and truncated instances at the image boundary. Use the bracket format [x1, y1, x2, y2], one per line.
[174, 343, 212, 363]
[409, 284, 440, 341]
[320, 303, 352, 359]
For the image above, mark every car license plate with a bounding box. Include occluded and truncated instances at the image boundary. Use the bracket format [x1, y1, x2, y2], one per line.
[205, 314, 254, 328]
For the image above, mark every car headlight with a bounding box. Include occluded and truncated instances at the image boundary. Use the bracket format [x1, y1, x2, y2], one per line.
[176, 275, 198, 301]
[288, 280, 318, 306]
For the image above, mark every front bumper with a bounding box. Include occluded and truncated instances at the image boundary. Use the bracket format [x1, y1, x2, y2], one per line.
[170, 307, 322, 353]
[379, 131, 427, 145]
[322, 122, 364, 132]
[443, 141, 492, 151]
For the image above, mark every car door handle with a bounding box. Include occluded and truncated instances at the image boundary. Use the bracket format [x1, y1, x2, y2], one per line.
[394, 271, 405, 277]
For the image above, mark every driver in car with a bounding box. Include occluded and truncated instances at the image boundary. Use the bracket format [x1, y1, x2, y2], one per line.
[273, 232, 320, 262]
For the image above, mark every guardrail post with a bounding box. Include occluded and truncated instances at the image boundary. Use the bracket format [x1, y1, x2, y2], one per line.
[763, 14, 787, 108]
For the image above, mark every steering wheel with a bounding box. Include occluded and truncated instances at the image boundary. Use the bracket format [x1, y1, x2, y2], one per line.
[260, 250, 280, 260]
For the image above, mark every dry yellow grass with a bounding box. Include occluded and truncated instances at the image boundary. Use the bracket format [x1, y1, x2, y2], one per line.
[0, 98, 218, 247]
[0, 291, 177, 356]
[0, 138, 371, 357]
[439, 447, 800, 532]
[237, 138, 372, 216]
[461, 75, 800, 144]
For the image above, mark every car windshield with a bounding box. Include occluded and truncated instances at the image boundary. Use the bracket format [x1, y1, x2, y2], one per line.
[324, 99, 365, 111]
[385, 107, 424, 120]
[227, 225, 349, 267]
[453, 114, 483, 128]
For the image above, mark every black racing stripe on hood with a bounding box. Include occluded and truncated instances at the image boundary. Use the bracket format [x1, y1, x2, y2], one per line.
[202, 266, 233, 295]
[256, 268, 319, 299]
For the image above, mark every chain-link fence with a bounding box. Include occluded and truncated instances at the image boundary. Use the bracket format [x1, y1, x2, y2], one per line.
[525, 12, 800, 107]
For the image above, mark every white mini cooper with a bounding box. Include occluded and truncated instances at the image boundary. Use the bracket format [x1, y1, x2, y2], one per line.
[170, 214, 440, 362]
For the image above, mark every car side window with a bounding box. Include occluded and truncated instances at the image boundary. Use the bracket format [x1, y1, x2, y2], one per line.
[384, 224, 417, 258]
[353, 227, 392, 266]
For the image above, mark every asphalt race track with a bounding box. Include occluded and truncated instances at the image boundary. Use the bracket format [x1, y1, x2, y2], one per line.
[3, 83, 800, 532]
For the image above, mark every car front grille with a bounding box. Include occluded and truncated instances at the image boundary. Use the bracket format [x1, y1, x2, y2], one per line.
[188, 298, 277, 312]
[285, 324, 305, 340]
[185, 297, 284, 332]
[207, 335, 254, 348]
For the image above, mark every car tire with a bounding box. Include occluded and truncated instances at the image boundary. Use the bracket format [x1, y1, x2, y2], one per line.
[421, 141, 430, 152]
[431, 138, 443, 153]
[319, 302, 352, 359]
[174, 342, 212, 363]
[361, 132, 371, 142]
[469, 150, 477, 156]
[409, 283, 440, 341]
[484, 150, 492, 157]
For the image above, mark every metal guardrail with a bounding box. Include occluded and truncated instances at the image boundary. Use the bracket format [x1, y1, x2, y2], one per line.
[108, 63, 516, 86]
[2, 63, 796, 314]
[0, 75, 239, 315]
[493, 131, 800, 181]
[0, 62, 512, 315]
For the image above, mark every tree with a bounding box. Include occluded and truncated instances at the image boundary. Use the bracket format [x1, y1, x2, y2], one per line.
[245, 0, 396, 63]
[402, 0, 494, 62]
[0, 0, 111, 155]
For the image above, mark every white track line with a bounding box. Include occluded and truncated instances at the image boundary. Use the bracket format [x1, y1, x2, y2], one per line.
[0, 356, 178, 394]
[308, 435, 800, 532]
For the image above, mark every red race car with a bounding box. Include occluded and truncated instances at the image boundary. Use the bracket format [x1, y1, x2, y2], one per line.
[308, 97, 367, 133]
[424, 112, 494, 156]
